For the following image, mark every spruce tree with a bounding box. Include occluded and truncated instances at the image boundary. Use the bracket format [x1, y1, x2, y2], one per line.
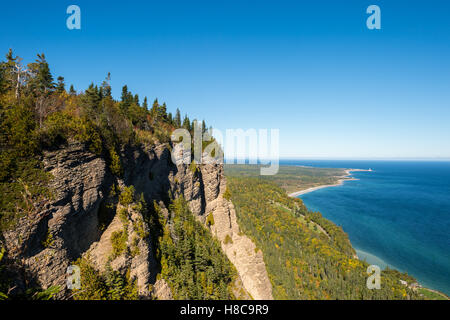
[175, 108, 181, 127]
[143, 97, 148, 110]
[56, 76, 65, 93]
[69, 84, 76, 95]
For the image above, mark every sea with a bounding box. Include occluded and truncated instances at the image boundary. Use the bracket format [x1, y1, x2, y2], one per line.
[280, 160, 450, 296]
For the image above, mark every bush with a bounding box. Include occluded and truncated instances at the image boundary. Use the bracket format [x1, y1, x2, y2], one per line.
[119, 186, 135, 207]
[109, 148, 123, 177]
[224, 234, 233, 245]
[206, 213, 215, 227]
[111, 230, 127, 258]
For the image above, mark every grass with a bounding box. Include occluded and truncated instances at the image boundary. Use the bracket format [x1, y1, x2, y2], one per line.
[418, 288, 449, 300]
[224, 164, 346, 195]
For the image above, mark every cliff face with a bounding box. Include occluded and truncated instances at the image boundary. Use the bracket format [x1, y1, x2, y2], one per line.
[2, 141, 273, 300]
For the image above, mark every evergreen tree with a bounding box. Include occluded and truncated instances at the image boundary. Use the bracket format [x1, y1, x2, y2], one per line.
[69, 84, 76, 95]
[142, 97, 148, 110]
[174, 108, 181, 127]
[84, 83, 101, 109]
[134, 94, 139, 106]
[120, 85, 133, 113]
[56, 76, 65, 93]
[101, 72, 112, 98]
[202, 120, 206, 133]
[160, 102, 167, 119]
[151, 98, 159, 118]
[182, 115, 191, 131]
[28, 53, 54, 94]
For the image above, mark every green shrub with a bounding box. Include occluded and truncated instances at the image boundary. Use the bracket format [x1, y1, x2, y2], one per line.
[73, 258, 138, 300]
[206, 213, 215, 227]
[224, 234, 233, 245]
[189, 160, 198, 174]
[119, 186, 135, 206]
[41, 231, 54, 248]
[109, 148, 123, 177]
[223, 187, 232, 201]
[111, 230, 127, 258]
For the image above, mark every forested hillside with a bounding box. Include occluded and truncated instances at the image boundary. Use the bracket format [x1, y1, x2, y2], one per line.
[0, 49, 210, 231]
[0, 50, 220, 300]
[225, 175, 423, 299]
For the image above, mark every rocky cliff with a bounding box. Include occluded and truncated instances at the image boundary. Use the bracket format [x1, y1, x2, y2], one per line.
[1, 141, 273, 300]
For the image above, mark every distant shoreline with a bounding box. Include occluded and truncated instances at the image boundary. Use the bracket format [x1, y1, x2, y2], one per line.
[288, 168, 372, 197]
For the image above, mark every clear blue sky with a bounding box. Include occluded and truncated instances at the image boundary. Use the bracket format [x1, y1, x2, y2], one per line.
[1, 0, 450, 159]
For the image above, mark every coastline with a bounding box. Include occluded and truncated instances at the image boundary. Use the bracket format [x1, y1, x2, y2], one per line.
[288, 168, 372, 198]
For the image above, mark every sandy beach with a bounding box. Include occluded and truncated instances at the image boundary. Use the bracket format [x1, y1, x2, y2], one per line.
[288, 168, 372, 198]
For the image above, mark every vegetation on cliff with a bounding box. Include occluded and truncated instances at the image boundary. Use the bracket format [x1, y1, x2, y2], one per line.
[225, 175, 423, 300]
[0, 50, 210, 231]
[152, 197, 239, 299]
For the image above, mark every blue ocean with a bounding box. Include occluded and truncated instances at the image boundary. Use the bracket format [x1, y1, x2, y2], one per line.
[280, 160, 450, 296]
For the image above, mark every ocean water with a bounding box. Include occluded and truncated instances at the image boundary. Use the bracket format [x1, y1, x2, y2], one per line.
[280, 160, 450, 295]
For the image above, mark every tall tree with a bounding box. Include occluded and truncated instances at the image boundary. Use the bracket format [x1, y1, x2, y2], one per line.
[142, 97, 148, 110]
[159, 102, 167, 119]
[174, 108, 181, 127]
[202, 120, 206, 133]
[182, 115, 191, 131]
[28, 53, 54, 95]
[120, 85, 133, 113]
[101, 72, 112, 98]
[56, 76, 65, 93]
[151, 98, 159, 118]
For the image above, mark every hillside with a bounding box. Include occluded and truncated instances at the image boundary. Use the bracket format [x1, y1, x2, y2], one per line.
[224, 165, 447, 300]
[0, 50, 272, 300]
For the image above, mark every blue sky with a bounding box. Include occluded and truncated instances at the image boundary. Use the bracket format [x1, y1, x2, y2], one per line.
[1, 0, 450, 159]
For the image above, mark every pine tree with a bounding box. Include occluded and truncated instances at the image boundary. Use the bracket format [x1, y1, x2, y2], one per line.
[151, 98, 159, 118]
[182, 115, 191, 131]
[84, 83, 101, 110]
[56, 76, 65, 93]
[174, 108, 181, 127]
[142, 97, 148, 110]
[69, 84, 76, 95]
[160, 102, 167, 119]
[101, 72, 112, 98]
[38, 54, 54, 91]
[120, 85, 132, 113]
[202, 120, 206, 133]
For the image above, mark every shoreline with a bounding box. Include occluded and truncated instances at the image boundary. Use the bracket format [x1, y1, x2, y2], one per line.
[286, 166, 449, 299]
[288, 168, 372, 198]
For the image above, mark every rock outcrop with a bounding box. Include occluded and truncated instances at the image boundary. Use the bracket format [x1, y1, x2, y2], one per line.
[1, 141, 273, 300]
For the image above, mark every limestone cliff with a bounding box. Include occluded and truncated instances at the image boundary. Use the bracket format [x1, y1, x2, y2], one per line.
[1, 141, 273, 300]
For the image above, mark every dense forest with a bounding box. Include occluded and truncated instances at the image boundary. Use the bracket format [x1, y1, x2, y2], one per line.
[0, 50, 216, 299]
[0, 49, 210, 231]
[224, 175, 423, 299]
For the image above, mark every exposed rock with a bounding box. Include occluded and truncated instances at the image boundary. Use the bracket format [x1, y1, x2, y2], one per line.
[152, 279, 173, 300]
[207, 196, 274, 300]
[1, 141, 273, 300]
[3, 142, 111, 298]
